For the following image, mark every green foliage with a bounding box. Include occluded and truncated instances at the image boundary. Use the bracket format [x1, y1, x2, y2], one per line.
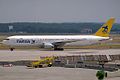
[96, 70, 105, 80]
[0, 23, 119, 34]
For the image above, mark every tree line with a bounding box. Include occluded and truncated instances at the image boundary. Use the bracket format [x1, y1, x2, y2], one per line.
[0, 22, 119, 34]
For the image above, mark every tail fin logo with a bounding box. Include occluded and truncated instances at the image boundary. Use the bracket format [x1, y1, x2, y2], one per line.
[102, 26, 108, 33]
[95, 18, 115, 37]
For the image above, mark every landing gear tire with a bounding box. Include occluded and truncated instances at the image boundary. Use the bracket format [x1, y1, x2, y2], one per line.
[48, 64, 52, 67]
[10, 48, 14, 51]
[54, 48, 64, 51]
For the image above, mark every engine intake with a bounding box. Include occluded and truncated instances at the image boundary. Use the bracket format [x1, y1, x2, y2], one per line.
[41, 43, 54, 48]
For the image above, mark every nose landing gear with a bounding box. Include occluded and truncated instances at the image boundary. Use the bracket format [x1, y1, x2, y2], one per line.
[10, 48, 14, 51]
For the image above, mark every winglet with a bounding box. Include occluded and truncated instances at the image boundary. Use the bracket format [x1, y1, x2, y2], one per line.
[95, 18, 115, 37]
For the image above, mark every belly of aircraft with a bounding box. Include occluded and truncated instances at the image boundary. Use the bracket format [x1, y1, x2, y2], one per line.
[65, 40, 99, 46]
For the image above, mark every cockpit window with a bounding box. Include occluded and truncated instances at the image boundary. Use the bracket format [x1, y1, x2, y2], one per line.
[4, 39, 10, 40]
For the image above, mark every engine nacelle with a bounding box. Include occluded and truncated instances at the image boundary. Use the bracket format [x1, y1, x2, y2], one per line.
[41, 43, 54, 48]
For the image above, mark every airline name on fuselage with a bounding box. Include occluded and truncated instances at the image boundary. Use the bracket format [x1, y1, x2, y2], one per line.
[16, 39, 35, 44]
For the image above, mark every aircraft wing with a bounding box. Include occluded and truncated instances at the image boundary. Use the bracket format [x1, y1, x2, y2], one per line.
[52, 40, 76, 47]
[52, 39, 86, 47]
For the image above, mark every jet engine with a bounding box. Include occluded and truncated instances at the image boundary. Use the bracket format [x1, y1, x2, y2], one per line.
[41, 42, 54, 48]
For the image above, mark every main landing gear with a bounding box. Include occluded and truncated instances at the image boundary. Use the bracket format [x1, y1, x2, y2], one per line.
[54, 48, 64, 51]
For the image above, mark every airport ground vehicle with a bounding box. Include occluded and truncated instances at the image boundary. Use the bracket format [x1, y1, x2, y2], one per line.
[26, 57, 56, 68]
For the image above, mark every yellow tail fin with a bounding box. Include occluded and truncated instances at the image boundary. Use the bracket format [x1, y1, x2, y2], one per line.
[95, 18, 115, 37]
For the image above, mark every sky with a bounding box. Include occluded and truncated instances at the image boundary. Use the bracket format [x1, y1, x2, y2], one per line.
[0, 0, 120, 23]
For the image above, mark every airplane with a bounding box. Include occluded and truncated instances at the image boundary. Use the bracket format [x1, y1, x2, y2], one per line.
[2, 18, 115, 51]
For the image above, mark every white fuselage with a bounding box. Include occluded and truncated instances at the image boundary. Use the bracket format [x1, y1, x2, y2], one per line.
[2, 35, 110, 47]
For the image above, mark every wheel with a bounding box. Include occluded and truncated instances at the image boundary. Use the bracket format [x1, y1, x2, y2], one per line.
[48, 64, 52, 67]
[10, 48, 14, 51]
[54, 48, 64, 51]
[39, 65, 43, 68]
[34, 66, 38, 68]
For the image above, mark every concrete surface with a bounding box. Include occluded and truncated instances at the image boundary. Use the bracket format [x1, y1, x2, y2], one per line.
[0, 49, 120, 80]
[0, 66, 120, 80]
[0, 49, 120, 61]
